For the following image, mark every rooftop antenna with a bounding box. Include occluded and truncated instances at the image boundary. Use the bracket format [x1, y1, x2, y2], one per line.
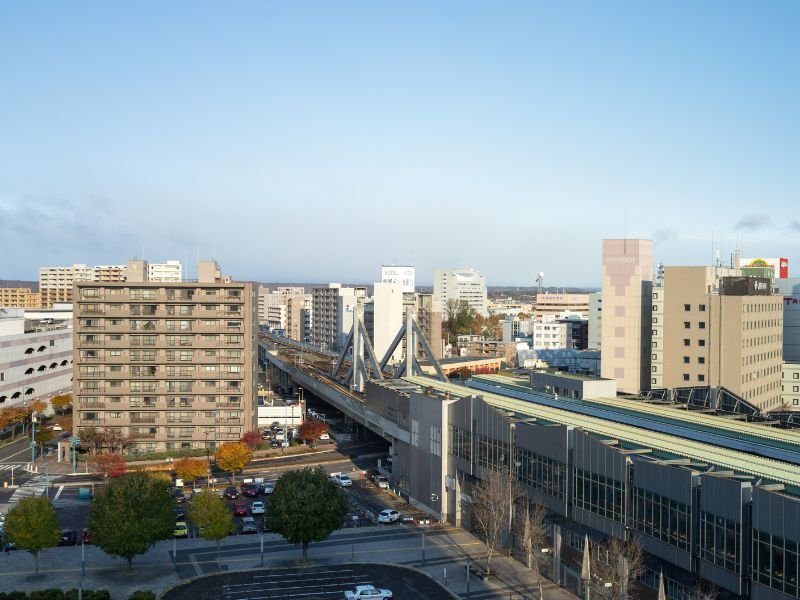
[536, 272, 544, 295]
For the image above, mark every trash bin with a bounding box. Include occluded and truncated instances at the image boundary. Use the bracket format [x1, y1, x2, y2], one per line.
[78, 487, 93, 501]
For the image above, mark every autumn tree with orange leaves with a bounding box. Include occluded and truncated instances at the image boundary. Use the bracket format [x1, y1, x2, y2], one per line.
[298, 419, 329, 447]
[215, 442, 253, 483]
[174, 457, 208, 483]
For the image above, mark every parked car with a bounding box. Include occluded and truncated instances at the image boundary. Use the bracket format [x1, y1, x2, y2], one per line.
[173, 506, 186, 520]
[260, 481, 275, 495]
[249, 501, 266, 515]
[172, 488, 187, 503]
[377, 509, 400, 524]
[318, 433, 330, 442]
[239, 516, 259, 534]
[58, 529, 78, 546]
[241, 484, 259, 498]
[49, 424, 63, 431]
[174, 521, 189, 538]
[223, 486, 240, 500]
[331, 473, 352, 487]
[374, 476, 389, 489]
[232, 502, 249, 516]
[344, 585, 393, 599]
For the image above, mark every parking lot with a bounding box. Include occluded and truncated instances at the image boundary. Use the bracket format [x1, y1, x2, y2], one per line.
[163, 562, 457, 600]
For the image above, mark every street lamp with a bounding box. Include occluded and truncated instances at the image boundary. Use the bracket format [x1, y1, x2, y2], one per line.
[30, 413, 36, 464]
[204, 430, 211, 488]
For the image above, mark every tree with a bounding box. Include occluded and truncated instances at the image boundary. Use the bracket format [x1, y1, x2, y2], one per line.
[35, 427, 56, 459]
[266, 467, 348, 561]
[298, 419, 329, 447]
[590, 537, 645, 600]
[471, 469, 524, 575]
[88, 471, 175, 569]
[174, 457, 208, 483]
[91, 453, 127, 478]
[239, 430, 262, 450]
[0, 406, 30, 439]
[515, 500, 548, 599]
[686, 582, 719, 600]
[31, 399, 48, 415]
[3, 496, 60, 575]
[188, 490, 233, 563]
[50, 393, 73, 415]
[215, 442, 253, 483]
[442, 299, 479, 343]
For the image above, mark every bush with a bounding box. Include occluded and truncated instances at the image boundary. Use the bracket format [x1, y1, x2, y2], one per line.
[128, 592, 156, 600]
[30, 591, 65, 600]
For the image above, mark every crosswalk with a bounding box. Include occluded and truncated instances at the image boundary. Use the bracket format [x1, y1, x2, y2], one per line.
[0, 464, 24, 472]
[7, 474, 53, 505]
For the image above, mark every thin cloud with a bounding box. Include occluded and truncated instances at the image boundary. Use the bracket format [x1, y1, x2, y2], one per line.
[653, 227, 677, 242]
[734, 214, 772, 231]
[789, 220, 800, 232]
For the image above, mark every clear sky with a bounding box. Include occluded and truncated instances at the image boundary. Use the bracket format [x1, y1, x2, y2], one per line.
[1, 2, 798, 287]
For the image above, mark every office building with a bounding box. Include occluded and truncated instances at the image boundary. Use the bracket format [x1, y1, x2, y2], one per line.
[651, 266, 783, 412]
[533, 292, 589, 321]
[600, 239, 653, 395]
[380, 265, 415, 294]
[72, 261, 258, 454]
[433, 268, 487, 316]
[370, 282, 404, 364]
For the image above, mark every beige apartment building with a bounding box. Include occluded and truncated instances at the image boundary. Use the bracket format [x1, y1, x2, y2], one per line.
[600, 239, 653, 395]
[73, 261, 258, 454]
[651, 266, 783, 412]
[0, 287, 41, 308]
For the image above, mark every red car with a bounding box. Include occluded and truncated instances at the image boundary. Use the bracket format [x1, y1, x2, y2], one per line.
[241, 484, 259, 498]
[232, 502, 248, 516]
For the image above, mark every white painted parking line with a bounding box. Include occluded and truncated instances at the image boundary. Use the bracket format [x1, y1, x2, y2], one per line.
[53, 486, 64, 501]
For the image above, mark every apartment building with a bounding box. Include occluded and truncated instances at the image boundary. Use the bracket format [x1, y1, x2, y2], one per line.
[587, 292, 602, 350]
[0, 287, 41, 309]
[285, 294, 312, 342]
[148, 260, 183, 282]
[600, 239, 653, 395]
[312, 284, 366, 350]
[651, 266, 783, 412]
[405, 293, 442, 360]
[39, 264, 95, 307]
[72, 261, 258, 454]
[433, 268, 487, 316]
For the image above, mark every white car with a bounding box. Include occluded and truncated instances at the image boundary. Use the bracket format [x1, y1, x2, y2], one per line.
[375, 476, 389, 489]
[318, 433, 330, 441]
[331, 473, 352, 487]
[50, 425, 63, 431]
[250, 501, 265, 515]
[377, 509, 400, 524]
[344, 585, 393, 599]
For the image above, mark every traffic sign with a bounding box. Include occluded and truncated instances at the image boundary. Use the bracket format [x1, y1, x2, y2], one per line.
[69, 436, 80, 446]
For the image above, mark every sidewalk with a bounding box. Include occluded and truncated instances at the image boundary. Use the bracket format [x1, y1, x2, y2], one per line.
[0, 525, 578, 600]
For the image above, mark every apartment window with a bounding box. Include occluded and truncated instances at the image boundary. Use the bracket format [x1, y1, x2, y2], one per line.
[684, 322, 690, 329]
[684, 304, 691, 311]
[683, 339, 690, 346]
[652, 354, 657, 360]
[698, 374, 705, 382]
[653, 293, 659, 300]
[652, 317, 658, 324]
[109, 335, 122, 341]
[204, 335, 217, 342]
[652, 366, 657, 372]
[683, 374, 690, 381]
[110, 412, 122, 419]
[794, 373, 799, 379]
[699, 339, 706, 347]
[699, 322, 706, 329]
[699, 304, 706, 312]
[794, 386, 799, 393]
[652, 378, 657, 385]
[226, 350, 241, 358]
[698, 357, 706, 364]
[110, 365, 122, 372]
[110, 350, 121, 356]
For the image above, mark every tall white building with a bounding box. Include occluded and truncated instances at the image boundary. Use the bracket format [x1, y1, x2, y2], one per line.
[372, 282, 404, 363]
[312, 284, 367, 350]
[381, 266, 415, 294]
[433, 269, 488, 316]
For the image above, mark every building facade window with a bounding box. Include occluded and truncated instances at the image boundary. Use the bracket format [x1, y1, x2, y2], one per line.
[449, 426, 471, 462]
[574, 468, 624, 523]
[633, 487, 690, 552]
[753, 529, 798, 597]
[700, 510, 741, 574]
[517, 447, 566, 500]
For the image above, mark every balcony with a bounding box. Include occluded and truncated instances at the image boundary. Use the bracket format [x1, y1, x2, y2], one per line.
[129, 431, 157, 440]
[130, 416, 158, 424]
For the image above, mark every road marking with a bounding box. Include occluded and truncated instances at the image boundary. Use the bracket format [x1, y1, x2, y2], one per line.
[53, 486, 64, 501]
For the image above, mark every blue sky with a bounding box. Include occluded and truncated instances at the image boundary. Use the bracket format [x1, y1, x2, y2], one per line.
[1, 2, 798, 286]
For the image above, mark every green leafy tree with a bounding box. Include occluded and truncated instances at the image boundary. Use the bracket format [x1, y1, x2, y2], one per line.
[443, 299, 479, 343]
[88, 471, 175, 569]
[266, 466, 348, 561]
[188, 490, 234, 562]
[3, 496, 60, 575]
